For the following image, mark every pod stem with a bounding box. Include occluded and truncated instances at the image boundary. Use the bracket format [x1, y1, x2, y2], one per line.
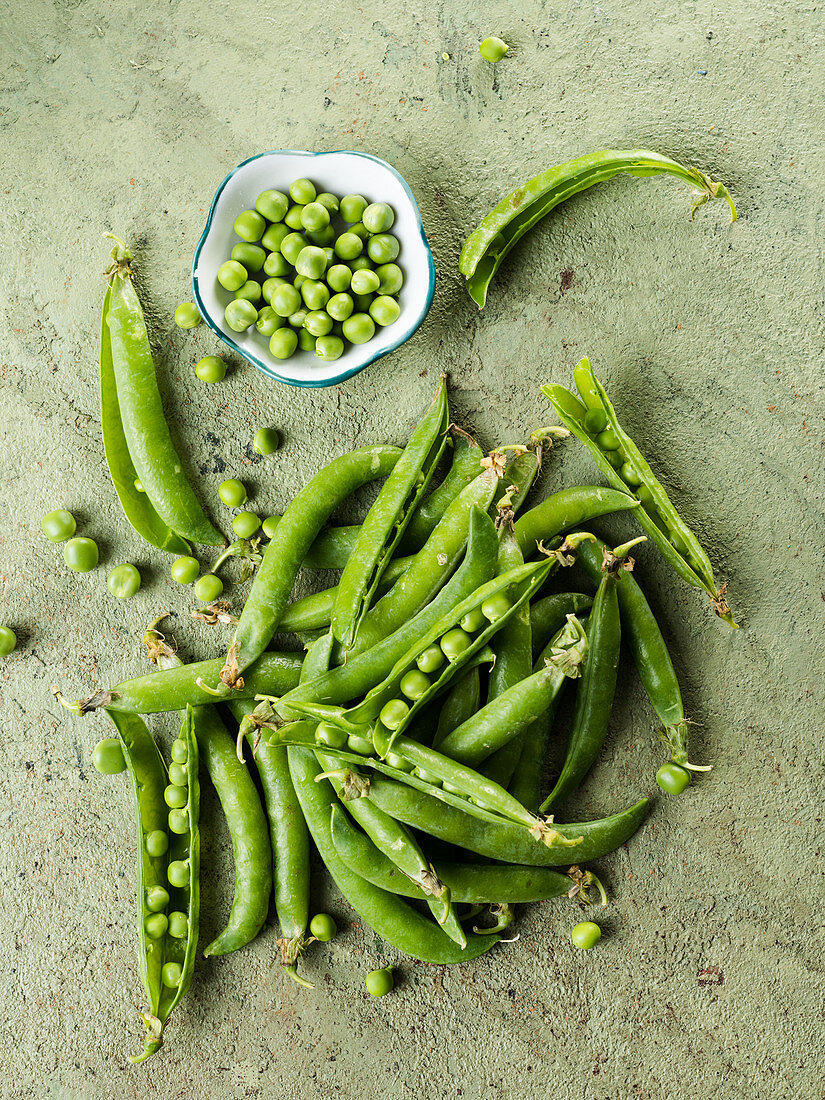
[127, 1011, 163, 1065]
[567, 865, 608, 907]
[660, 720, 712, 772]
[473, 903, 516, 936]
[52, 685, 118, 717]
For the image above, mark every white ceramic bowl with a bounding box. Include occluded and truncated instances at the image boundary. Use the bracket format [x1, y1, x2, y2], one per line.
[191, 150, 435, 388]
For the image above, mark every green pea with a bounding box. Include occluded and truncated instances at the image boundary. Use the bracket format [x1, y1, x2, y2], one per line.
[327, 293, 354, 322]
[316, 721, 349, 749]
[375, 263, 403, 295]
[637, 486, 656, 510]
[171, 556, 199, 585]
[194, 574, 223, 602]
[93, 737, 126, 775]
[168, 809, 188, 835]
[327, 264, 352, 292]
[300, 202, 331, 232]
[42, 509, 76, 542]
[261, 222, 291, 252]
[234, 210, 266, 242]
[107, 563, 141, 599]
[195, 355, 227, 382]
[416, 645, 444, 674]
[365, 967, 394, 997]
[262, 516, 279, 539]
[168, 911, 189, 939]
[571, 921, 601, 949]
[309, 913, 338, 941]
[174, 302, 202, 329]
[146, 885, 170, 913]
[167, 860, 189, 888]
[306, 225, 336, 247]
[348, 222, 370, 240]
[262, 277, 287, 304]
[347, 733, 374, 755]
[63, 537, 98, 573]
[479, 36, 509, 62]
[656, 762, 691, 794]
[233, 511, 261, 538]
[340, 193, 368, 222]
[162, 962, 183, 988]
[224, 299, 258, 331]
[253, 427, 280, 455]
[459, 607, 486, 633]
[301, 280, 330, 311]
[304, 310, 333, 337]
[289, 178, 316, 204]
[315, 335, 345, 361]
[601, 449, 623, 470]
[145, 913, 169, 939]
[231, 242, 266, 273]
[351, 269, 380, 295]
[362, 202, 395, 234]
[134, 479, 145, 492]
[145, 830, 169, 858]
[284, 204, 306, 230]
[255, 188, 289, 222]
[280, 232, 308, 265]
[349, 256, 373, 273]
[168, 762, 187, 788]
[164, 783, 187, 809]
[270, 327, 299, 359]
[400, 670, 430, 700]
[263, 250, 291, 277]
[271, 283, 302, 318]
[582, 407, 607, 435]
[440, 627, 472, 661]
[256, 306, 284, 337]
[342, 313, 375, 345]
[596, 428, 620, 451]
[171, 740, 188, 764]
[620, 461, 642, 486]
[289, 308, 309, 329]
[369, 295, 401, 327]
[481, 592, 512, 621]
[379, 699, 409, 730]
[296, 328, 316, 352]
[385, 751, 414, 773]
[669, 531, 689, 556]
[293, 246, 325, 280]
[367, 234, 400, 264]
[218, 479, 247, 507]
[334, 232, 363, 261]
[414, 767, 442, 787]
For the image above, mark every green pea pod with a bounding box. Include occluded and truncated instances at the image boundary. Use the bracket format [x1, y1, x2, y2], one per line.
[432, 667, 481, 750]
[332, 377, 450, 649]
[459, 149, 736, 309]
[530, 592, 593, 660]
[257, 519, 360, 570]
[288, 746, 499, 964]
[100, 286, 191, 555]
[541, 567, 621, 811]
[279, 556, 411, 634]
[515, 485, 638, 558]
[330, 805, 574, 904]
[542, 358, 736, 626]
[104, 238, 223, 546]
[399, 426, 485, 553]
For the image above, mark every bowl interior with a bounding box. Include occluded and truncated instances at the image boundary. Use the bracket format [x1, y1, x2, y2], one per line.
[192, 150, 435, 388]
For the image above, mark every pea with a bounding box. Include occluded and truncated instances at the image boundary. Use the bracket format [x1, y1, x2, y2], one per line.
[365, 967, 394, 997]
[168, 809, 188, 835]
[334, 232, 363, 261]
[340, 193, 368, 222]
[63, 537, 98, 573]
[262, 277, 287, 304]
[326, 293, 353, 322]
[218, 479, 247, 507]
[416, 645, 444, 674]
[479, 35, 509, 62]
[167, 911, 189, 939]
[93, 737, 126, 775]
[168, 762, 188, 787]
[262, 516, 279, 539]
[174, 302, 201, 329]
[481, 592, 512, 621]
[144, 913, 168, 939]
[351, 269, 380, 295]
[295, 245, 328, 279]
[306, 225, 336, 248]
[301, 280, 330, 311]
[596, 428, 620, 451]
[170, 556, 199, 585]
[309, 913, 337, 942]
[0, 627, 17, 656]
[440, 627, 472, 661]
[637, 486, 656, 510]
[347, 733, 374, 755]
[289, 308, 309, 329]
[285, 204, 307, 230]
[194, 574, 223, 603]
[289, 178, 316, 204]
[315, 335, 345, 361]
[327, 264, 352, 292]
[145, 830, 169, 858]
[369, 295, 401, 327]
[304, 310, 333, 337]
[195, 355, 227, 382]
[270, 327, 299, 359]
[171, 740, 188, 764]
[107, 563, 141, 599]
[583, 407, 607, 435]
[234, 210, 266, 242]
[414, 767, 442, 787]
[316, 721, 349, 749]
[367, 234, 400, 264]
[167, 860, 189, 888]
[362, 202, 395, 234]
[255, 188, 289, 222]
[231, 242, 266, 272]
[342, 313, 375, 345]
[164, 784, 187, 809]
[348, 222, 370, 240]
[280, 232, 308, 265]
[233, 511, 261, 538]
[253, 427, 280, 455]
[271, 283, 302, 318]
[601, 449, 623, 470]
[400, 670, 430, 700]
[620, 461, 642, 486]
[146, 885, 170, 913]
[349, 256, 373, 273]
[656, 762, 691, 794]
[571, 921, 601, 950]
[375, 263, 404, 295]
[263, 251, 291, 277]
[300, 202, 331, 233]
[256, 307, 284, 338]
[162, 962, 183, 988]
[459, 607, 486, 633]
[134, 479, 145, 492]
[385, 752, 414, 773]
[224, 299, 257, 331]
[261, 222, 290, 252]
[41, 509, 76, 542]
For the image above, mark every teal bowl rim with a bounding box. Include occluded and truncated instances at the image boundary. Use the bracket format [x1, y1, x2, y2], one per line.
[191, 149, 436, 389]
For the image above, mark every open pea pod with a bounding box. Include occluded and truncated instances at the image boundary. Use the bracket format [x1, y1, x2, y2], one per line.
[542, 358, 736, 627]
[459, 149, 736, 309]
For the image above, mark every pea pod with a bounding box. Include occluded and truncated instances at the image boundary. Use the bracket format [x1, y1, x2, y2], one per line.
[542, 358, 736, 626]
[332, 377, 450, 649]
[459, 149, 736, 309]
[530, 592, 593, 659]
[514, 484, 638, 558]
[432, 667, 481, 750]
[279, 556, 411, 634]
[399, 426, 484, 552]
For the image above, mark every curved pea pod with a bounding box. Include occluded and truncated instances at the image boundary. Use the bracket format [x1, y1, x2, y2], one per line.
[459, 149, 736, 309]
[332, 377, 450, 650]
[279, 555, 411, 633]
[542, 358, 736, 627]
[514, 485, 638, 558]
[530, 592, 593, 659]
[288, 746, 499, 964]
[399, 425, 485, 553]
[100, 286, 191, 556]
[432, 666, 481, 750]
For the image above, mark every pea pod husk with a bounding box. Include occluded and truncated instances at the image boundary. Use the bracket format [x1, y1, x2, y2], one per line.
[459, 149, 736, 309]
[399, 425, 485, 553]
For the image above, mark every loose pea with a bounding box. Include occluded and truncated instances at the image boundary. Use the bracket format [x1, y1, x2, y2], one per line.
[93, 737, 126, 775]
[289, 308, 309, 329]
[234, 210, 266, 242]
[168, 809, 188, 835]
[349, 255, 374, 273]
[317, 721, 349, 749]
[256, 307, 284, 337]
[400, 670, 430, 700]
[334, 232, 363, 261]
[440, 627, 472, 661]
[280, 232, 308, 265]
[162, 962, 183, 988]
[42, 509, 76, 542]
[479, 36, 509, 62]
[262, 277, 288, 304]
[459, 607, 486, 633]
[301, 280, 330, 311]
[255, 189, 289, 222]
[596, 428, 620, 451]
[315, 335, 345, 361]
[253, 427, 280, 455]
[168, 911, 189, 939]
[167, 860, 189, 888]
[174, 302, 201, 329]
[304, 310, 333, 337]
[107, 563, 141, 599]
[348, 222, 370, 240]
[297, 327, 316, 351]
[284, 205, 306, 230]
[145, 913, 168, 939]
[362, 202, 395, 233]
[301, 202, 331, 233]
[306, 225, 336, 248]
[171, 556, 199, 584]
[327, 263, 352, 292]
[309, 913, 337, 942]
[342, 313, 375, 345]
[656, 762, 691, 794]
[171, 740, 188, 764]
[327, 293, 354, 321]
[63, 537, 98, 573]
[347, 733, 374, 755]
[164, 784, 187, 809]
[224, 299, 257, 331]
[263, 251, 291, 277]
[416, 645, 444, 674]
[270, 327, 299, 359]
[375, 262, 404, 295]
[295, 245, 328, 279]
[218, 479, 247, 507]
[378, 700, 409, 731]
[146, 885, 170, 913]
[571, 921, 601, 949]
[369, 295, 401, 327]
[583, 407, 607, 435]
[233, 511, 261, 538]
[231, 242, 266, 272]
[235, 280, 262, 304]
[262, 516, 279, 539]
[481, 592, 512, 621]
[271, 283, 302, 317]
[351, 292, 374, 313]
[367, 234, 400, 264]
[351, 269, 380, 295]
[195, 355, 227, 382]
[620, 461, 642, 486]
[289, 178, 316, 205]
[261, 222, 291, 252]
[365, 967, 394, 997]
[146, 830, 169, 857]
[194, 574, 223, 602]
[168, 762, 187, 787]
[340, 193, 368, 222]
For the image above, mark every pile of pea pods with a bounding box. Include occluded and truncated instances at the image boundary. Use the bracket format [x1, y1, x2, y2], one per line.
[62, 366, 732, 1063]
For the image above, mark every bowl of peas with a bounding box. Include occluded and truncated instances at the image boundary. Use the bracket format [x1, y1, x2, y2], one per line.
[192, 150, 436, 388]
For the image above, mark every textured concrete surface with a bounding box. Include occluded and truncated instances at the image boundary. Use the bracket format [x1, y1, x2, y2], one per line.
[2, 1, 824, 1097]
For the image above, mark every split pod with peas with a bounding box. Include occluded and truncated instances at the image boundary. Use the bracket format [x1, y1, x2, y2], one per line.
[542, 357, 737, 627]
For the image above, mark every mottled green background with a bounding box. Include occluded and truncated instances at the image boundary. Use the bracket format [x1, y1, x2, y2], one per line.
[2, 1, 823, 1097]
